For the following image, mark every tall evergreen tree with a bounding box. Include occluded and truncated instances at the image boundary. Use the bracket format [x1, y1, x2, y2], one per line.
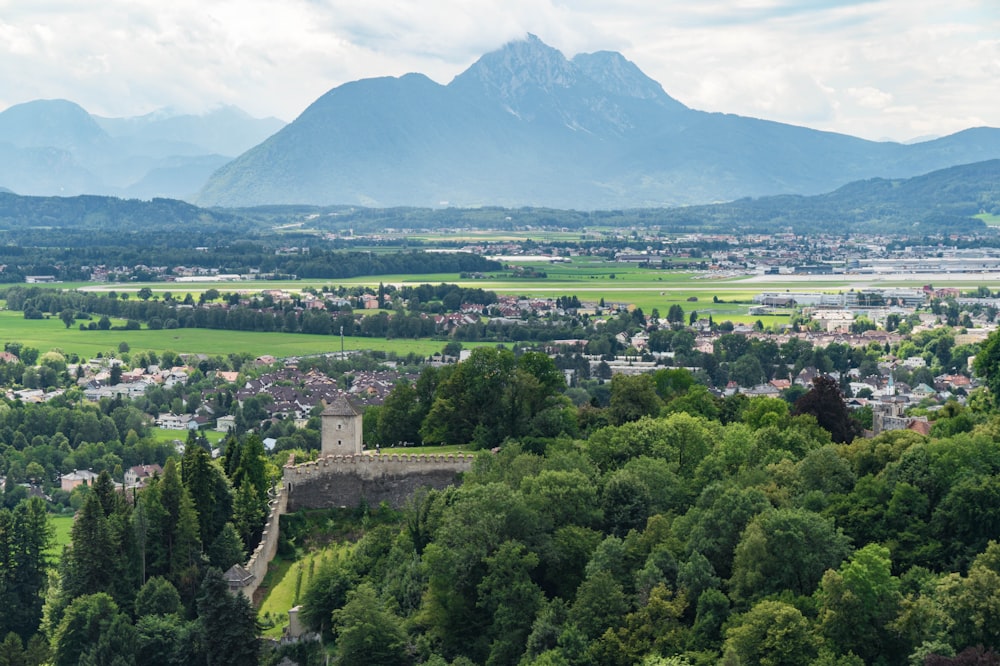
[182, 443, 233, 547]
[207, 523, 246, 572]
[195, 569, 259, 666]
[231, 435, 268, 502]
[62, 493, 114, 600]
[232, 483, 265, 553]
[2, 497, 52, 639]
[136, 460, 203, 604]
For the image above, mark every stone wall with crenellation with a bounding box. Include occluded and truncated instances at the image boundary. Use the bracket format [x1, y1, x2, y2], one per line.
[238, 482, 288, 601]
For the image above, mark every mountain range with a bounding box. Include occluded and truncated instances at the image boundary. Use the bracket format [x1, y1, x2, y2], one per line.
[4, 35, 1000, 210]
[195, 35, 1000, 209]
[0, 101, 284, 200]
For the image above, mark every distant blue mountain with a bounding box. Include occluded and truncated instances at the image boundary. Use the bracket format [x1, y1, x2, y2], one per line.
[0, 100, 283, 199]
[197, 35, 1000, 209]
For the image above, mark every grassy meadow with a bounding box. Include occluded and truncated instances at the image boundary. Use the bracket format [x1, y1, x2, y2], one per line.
[0, 310, 455, 359]
[150, 427, 226, 446]
[257, 547, 344, 638]
[47, 513, 74, 559]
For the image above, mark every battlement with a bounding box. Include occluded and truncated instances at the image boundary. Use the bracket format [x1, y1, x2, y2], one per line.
[236, 484, 287, 601]
[285, 452, 473, 476]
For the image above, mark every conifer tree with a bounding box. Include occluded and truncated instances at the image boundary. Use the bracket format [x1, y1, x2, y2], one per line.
[195, 569, 259, 666]
[182, 443, 233, 546]
[1, 497, 52, 639]
[62, 493, 114, 600]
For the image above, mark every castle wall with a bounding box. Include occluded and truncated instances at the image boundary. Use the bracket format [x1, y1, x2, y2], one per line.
[284, 453, 474, 511]
[239, 482, 288, 601]
[233, 452, 473, 603]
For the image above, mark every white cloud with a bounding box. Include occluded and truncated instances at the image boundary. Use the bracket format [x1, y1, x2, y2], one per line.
[0, 0, 996, 141]
[847, 87, 893, 110]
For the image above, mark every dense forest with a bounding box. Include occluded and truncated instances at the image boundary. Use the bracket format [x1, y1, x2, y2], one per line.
[294, 349, 1000, 665]
[0, 239, 500, 282]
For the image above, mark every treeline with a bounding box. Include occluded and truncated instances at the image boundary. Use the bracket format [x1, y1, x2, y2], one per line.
[1, 281, 498, 338]
[0, 399, 171, 501]
[0, 237, 501, 281]
[0, 193, 239, 231]
[282, 250, 500, 280]
[2, 163, 998, 246]
[299, 363, 1000, 665]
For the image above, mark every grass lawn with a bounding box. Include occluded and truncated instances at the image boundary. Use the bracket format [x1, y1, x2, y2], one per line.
[48, 513, 74, 560]
[257, 540, 351, 638]
[150, 427, 226, 446]
[257, 555, 298, 638]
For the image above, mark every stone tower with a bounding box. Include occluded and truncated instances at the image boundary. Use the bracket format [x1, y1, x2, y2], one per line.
[321, 395, 363, 456]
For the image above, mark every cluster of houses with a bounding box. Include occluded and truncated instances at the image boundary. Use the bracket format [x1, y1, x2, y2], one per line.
[232, 367, 409, 427]
[57, 464, 163, 493]
[4, 463, 167, 504]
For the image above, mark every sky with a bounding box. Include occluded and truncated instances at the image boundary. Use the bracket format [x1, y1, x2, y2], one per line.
[0, 0, 998, 142]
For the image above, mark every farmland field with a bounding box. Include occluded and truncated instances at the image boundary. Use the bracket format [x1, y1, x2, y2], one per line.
[0, 310, 457, 359]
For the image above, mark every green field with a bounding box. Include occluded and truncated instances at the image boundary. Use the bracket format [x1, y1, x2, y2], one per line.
[48, 513, 74, 560]
[0, 310, 457, 359]
[150, 427, 226, 446]
[25, 256, 1000, 355]
[257, 548, 345, 638]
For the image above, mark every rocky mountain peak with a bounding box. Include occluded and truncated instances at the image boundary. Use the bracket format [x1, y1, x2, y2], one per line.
[450, 34, 578, 104]
[572, 50, 686, 110]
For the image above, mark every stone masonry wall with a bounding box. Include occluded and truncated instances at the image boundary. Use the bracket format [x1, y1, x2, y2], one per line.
[233, 453, 472, 602]
[239, 482, 288, 601]
[283, 453, 474, 512]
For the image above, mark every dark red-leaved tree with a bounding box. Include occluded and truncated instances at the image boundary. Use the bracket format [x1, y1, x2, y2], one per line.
[792, 375, 861, 443]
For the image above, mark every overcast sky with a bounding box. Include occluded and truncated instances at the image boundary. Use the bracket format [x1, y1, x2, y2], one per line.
[1, 0, 997, 142]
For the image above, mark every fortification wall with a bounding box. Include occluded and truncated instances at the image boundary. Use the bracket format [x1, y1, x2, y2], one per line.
[239, 483, 288, 601]
[233, 453, 472, 602]
[283, 453, 474, 512]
